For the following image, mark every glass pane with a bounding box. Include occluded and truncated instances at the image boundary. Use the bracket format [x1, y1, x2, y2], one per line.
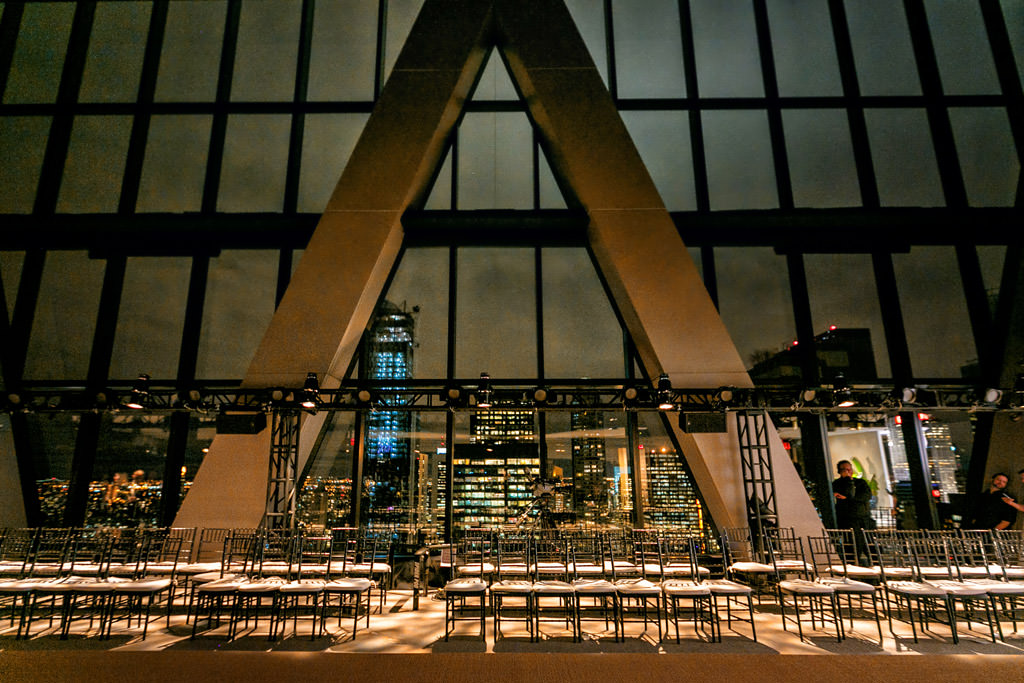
[805, 254, 891, 380]
[455, 248, 537, 378]
[424, 149, 453, 210]
[196, 250, 278, 379]
[381, 247, 449, 380]
[865, 109, 944, 207]
[78, 1, 151, 103]
[1004, 0, 1024, 91]
[24, 252, 104, 381]
[471, 49, 518, 101]
[538, 148, 568, 209]
[298, 411, 356, 529]
[782, 109, 860, 208]
[1, 252, 24, 323]
[637, 411, 711, 534]
[3, 2, 75, 104]
[546, 408, 632, 527]
[893, 246, 976, 379]
[217, 114, 291, 212]
[28, 413, 79, 526]
[716, 247, 794, 373]
[452, 409, 541, 529]
[767, 0, 842, 96]
[0, 116, 49, 213]
[109, 257, 192, 380]
[564, 0, 609, 86]
[977, 245, 1007, 303]
[824, 417, 894, 526]
[136, 115, 213, 212]
[231, 0, 301, 102]
[57, 115, 132, 213]
[620, 110, 695, 211]
[844, 0, 921, 96]
[155, 0, 226, 102]
[691, 0, 764, 98]
[87, 413, 170, 528]
[543, 248, 624, 378]
[308, 0, 377, 101]
[949, 107, 1018, 207]
[702, 110, 778, 210]
[298, 113, 368, 212]
[457, 112, 533, 210]
[612, 0, 686, 99]
[925, 0, 1000, 95]
[920, 411, 971, 505]
[382, 0, 424, 86]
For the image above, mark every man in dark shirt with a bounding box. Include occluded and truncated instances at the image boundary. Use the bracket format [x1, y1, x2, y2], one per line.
[832, 460, 873, 562]
[970, 473, 1017, 530]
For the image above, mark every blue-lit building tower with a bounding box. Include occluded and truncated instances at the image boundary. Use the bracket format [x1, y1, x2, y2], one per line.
[364, 301, 416, 523]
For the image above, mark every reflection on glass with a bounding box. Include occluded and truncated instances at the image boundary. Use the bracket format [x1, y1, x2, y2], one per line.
[636, 412, 712, 539]
[297, 411, 356, 529]
[29, 414, 78, 526]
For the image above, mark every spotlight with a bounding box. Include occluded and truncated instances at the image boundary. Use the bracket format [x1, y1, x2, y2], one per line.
[126, 373, 151, 410]
[656, 373, 675, 411]
[6, 392, 25, 411]
[623, 386, 639, 402]
[799, 388, 817, 404]
[442, 386, 466, 409]
[300, 372, 320, 411]
[981, 388, 1003, 405]
[355, 388, 373, 404]
[475, 372, 493, 409]
[532, 387, 551, 404]
[899, 387, 918, 404]
[714, 387, 735, 406]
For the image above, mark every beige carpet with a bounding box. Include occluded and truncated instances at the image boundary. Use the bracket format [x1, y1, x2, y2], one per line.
[2, 652, 1022, 683]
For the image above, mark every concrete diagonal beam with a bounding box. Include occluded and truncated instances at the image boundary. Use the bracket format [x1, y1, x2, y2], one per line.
[175, 0, 823, 539]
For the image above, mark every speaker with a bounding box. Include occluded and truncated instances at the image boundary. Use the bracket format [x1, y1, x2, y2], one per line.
[679, 411, 728, 433]
[216, 411, 267, 434]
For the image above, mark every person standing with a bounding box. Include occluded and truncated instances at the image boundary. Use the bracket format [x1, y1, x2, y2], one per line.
[832, 460, 873, 562]
[971, 472, 1018, 529]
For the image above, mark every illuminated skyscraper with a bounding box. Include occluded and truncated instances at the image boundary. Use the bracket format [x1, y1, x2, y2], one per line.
[364, 301, 416, 522]
[571, 410, 607, 513]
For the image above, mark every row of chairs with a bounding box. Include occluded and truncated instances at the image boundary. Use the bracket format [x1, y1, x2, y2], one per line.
[443, 529, 755, 643]
[0, 526, 184, 639]
[0, 525, 395, 642]
[184, 527, 394, 641]
[722, 526, 1024, 644]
